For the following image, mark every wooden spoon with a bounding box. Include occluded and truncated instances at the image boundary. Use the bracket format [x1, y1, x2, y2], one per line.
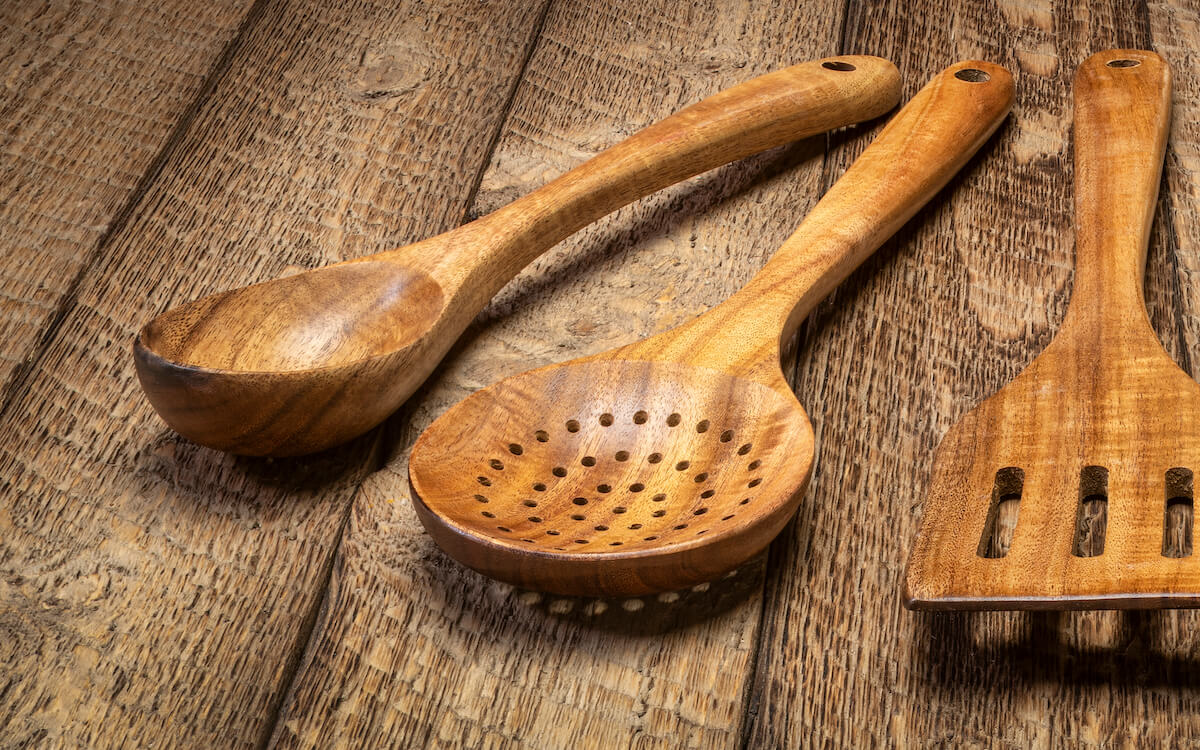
[134, 56, 902, 456]
[905, 51, 1197, 610]
[409, 61, 1014, 596]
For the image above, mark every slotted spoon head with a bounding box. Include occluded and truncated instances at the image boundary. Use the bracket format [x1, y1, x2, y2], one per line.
[904, 50, 1200, 610]
[410, 358, 814, 595]
[411, 61, 1015, 596]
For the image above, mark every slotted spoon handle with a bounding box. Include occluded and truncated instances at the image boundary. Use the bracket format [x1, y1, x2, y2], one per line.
[1062, 49, 1171, 332]
[641, 61, 1014, 374]
[417, 56, 901, 295]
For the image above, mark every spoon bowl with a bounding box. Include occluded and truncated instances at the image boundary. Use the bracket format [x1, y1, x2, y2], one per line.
[138, 260, 444, 372]
[410, 62, 1015, 595]
[135, 254, 452, 454]
[133, 57, 905, 456]
[410, 359, 812, 592]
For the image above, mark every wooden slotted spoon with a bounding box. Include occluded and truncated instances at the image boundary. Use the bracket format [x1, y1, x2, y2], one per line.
[134, 56, 903, 457]
[904, 50, 1195, 610]
[409, 61, 1014, 596]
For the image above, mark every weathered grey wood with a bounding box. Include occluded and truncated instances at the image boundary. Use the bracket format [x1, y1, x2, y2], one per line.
[0, 0, 254, 399]
[746, 0, 1200, 746]
[269, 0, 850, 746]
[0, 0, 547, 746]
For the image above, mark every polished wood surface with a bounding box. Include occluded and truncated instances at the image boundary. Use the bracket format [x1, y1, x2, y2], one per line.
[134, 56, 902, 457]
[410, 61, 1013, 596]
[8, 1, 1200, 747]
[906, 50, 1200, 609]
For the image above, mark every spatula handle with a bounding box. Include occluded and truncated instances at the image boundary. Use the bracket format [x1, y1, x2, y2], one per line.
[1064, 50, 1171, 328]
[652, 60, 1013, 374]
[417, 56, 902, 295]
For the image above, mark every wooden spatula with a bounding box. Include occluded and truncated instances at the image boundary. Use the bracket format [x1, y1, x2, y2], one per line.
[904, 50, 1198, 610]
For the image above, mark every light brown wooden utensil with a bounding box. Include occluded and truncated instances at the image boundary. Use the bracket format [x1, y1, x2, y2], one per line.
[409, 61, 1014, 596]
[134, 57, 903, 457]
[904, 50, 1194, 610]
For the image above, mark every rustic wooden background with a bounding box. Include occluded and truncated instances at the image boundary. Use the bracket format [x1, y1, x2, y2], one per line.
[3, 0, 1200, 747]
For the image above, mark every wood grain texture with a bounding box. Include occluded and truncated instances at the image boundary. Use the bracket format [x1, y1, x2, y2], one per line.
[0, 0, 254, 398]
[906, 50, 1200, 609]
[132, 55, 902, 456]
[271, 0, 855, 745]
[747, 0, 1200, 747]
[10, 0, 1200, 747]
[0, 0, 548, 746]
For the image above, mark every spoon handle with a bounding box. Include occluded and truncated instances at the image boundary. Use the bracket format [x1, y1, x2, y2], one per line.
[1061, 50, 1171, 335]
[642, 60, 1014, 376]
[416, 56, 902, 298]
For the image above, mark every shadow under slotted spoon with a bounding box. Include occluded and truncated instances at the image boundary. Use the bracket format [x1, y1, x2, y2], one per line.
[417, 543, 767, 636]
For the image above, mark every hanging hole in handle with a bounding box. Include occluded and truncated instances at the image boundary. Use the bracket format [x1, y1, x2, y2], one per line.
[1106, 58, 1141, 68]
[954, 68, 990, 83]
[822, 60, 856, 72]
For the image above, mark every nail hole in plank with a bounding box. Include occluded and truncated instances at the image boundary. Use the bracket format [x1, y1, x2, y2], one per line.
[1163, 467, 1194, 558]
[977, 467, 1024, 558]
[1071, 465, 1109, 558]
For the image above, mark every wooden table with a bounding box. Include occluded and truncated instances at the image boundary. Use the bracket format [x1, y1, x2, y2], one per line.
[3, 0, 1199, 746]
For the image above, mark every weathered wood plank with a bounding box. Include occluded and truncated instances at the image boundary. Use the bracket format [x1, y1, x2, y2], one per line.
[0, 0, 546, 746]
[269, 0, 855, 747]
[746, 0, 1200, 746]
[0, 0, 256, 400]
